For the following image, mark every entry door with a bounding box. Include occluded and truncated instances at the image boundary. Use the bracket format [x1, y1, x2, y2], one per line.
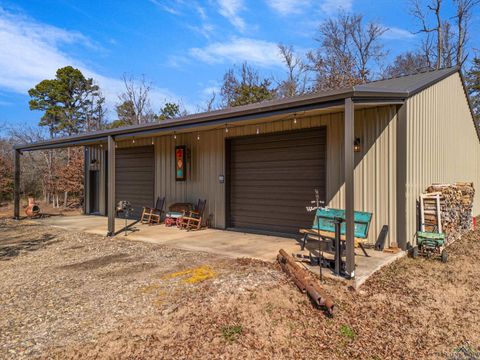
[115, 146, 155, 219]
[227, 127, 327, 235]
[89, 170, 100, 214]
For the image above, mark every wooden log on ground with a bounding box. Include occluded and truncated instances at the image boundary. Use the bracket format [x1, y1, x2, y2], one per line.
[277, 249, 334, 314]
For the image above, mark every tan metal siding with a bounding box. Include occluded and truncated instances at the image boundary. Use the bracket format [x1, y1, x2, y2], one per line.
[86, 105, 399, 245]
[405, 73, 480, 245]
[326, 106, 399, 246]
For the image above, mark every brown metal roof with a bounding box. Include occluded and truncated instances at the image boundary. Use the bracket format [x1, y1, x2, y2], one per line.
[15, 67, 465, 151]
[354, 67, 458, 96]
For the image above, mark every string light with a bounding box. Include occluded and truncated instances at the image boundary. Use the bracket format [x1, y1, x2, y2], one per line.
[132, 138, 135, 144]
[197, 133, 200, 140]
[225, 124, 229, 133]
[173, 131, 177, 140]
[115, 142, 118, 148]
[256, 127, 260, 135]
[151, 138, 154, 145]
[293, 113, 297, 124]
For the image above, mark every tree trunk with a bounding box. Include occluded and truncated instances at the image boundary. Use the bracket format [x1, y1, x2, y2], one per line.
[435, 0, 443, 69]
[64, 191, 68, 208]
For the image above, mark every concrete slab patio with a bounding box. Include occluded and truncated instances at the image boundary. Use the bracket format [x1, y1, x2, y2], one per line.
[36, 215, 405, 288]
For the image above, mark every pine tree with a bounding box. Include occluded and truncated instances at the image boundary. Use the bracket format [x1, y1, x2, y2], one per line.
[465, 57, 480, 127]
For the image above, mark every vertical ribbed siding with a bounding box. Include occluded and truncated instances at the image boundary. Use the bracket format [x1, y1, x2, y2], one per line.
[325, 106, 399, 245]
[405, 73, 480, 245]
[86, 105, 399, 245]
[84, 145, 107, 215]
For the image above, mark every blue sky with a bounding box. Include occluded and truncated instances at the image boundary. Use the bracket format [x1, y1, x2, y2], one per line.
[0, 0, 479, 131]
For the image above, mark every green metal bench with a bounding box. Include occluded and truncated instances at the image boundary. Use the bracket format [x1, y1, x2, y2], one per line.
[299, 208, 373, 257]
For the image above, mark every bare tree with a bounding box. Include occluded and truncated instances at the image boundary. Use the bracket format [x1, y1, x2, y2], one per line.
[84, 88, 107, 131]
[308, 13, 387, 91]
[411, 0, 443, 69]
[277, 44, 309, 97]
[199, 91, 218, 112]
[410, 0, 479, 68]
[454, 0, 480, 66]
[117, 74, 155, 125]
[220, 63, 275, 107]
[384, 52, 431, 77]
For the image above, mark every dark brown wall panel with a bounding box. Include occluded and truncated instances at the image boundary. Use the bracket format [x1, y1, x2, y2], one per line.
[228, 127, 327, 234]
[115, 146, 154, 219]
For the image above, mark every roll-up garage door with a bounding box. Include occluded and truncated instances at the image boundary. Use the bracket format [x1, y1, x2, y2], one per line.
[227, 127, 327, 235]
[115, 146, 154, 219]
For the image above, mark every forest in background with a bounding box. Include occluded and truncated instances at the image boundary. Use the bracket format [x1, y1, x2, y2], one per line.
[2, 0, 480, 210]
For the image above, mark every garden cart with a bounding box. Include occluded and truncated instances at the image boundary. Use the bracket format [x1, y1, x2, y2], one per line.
[412, 193, 448, 263]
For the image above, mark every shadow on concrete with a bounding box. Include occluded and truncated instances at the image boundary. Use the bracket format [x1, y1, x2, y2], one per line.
[114, 219, 141, 237]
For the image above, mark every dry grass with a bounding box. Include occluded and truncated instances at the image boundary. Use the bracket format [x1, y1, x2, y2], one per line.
[0, 218, 479, 359]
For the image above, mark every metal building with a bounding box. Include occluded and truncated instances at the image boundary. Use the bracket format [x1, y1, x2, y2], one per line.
[14, 67, 480, 278]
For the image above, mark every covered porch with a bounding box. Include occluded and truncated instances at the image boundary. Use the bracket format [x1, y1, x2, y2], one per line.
[35, 214, 405, 288]
[14, 91, 408, 281]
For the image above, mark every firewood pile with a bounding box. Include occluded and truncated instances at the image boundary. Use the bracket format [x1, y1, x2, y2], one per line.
[423, 182, 475, 244]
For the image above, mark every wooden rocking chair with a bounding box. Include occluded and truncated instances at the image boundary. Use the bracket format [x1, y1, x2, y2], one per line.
[179, 199, 207, 231]
[141, 196, 166, 225]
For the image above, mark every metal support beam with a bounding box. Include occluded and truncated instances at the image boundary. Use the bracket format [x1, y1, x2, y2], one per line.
[344, 98, 355, 278]
[13, 149, 21, 219]
[107, 136, 115, 236]
[83, 146, 88, 215]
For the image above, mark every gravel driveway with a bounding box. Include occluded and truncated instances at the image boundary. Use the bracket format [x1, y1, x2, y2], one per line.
[1, 218, 480, 359]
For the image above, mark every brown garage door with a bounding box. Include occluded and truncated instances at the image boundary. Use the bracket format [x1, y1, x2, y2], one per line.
[116, 146, 154, 219]
[227, 127, 327, 235]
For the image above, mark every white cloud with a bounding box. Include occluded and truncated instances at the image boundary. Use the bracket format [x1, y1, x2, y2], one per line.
[148, 0, 181, 15]
[320, 0, 353, 14]
[0, 8, 181, 114]
[189, 37, 283, 67]
[265, 0, 311, 15]
[382, 26, 415, 40]
[187, 22, 215, 39]
[217, 0, 246, 32]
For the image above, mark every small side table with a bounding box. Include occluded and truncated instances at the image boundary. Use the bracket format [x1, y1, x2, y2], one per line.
[165, 211, 184, 227]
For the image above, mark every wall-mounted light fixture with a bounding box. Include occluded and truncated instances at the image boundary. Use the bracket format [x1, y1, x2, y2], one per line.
[354, 137, 362, 152]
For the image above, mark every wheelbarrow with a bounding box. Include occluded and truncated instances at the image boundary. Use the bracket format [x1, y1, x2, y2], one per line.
[412, 230, 448, 263]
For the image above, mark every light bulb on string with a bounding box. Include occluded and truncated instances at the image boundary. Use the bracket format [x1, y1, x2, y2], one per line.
[197, 133, 200, 140]
[256, 127, 260, 135]
[293, 113, 297, 124]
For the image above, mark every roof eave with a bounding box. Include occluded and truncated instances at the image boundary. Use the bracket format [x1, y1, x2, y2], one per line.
[12, 90, 413, 152]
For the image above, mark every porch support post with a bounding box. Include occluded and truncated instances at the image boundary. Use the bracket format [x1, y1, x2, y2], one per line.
[13, 149, 21, 220]
[107, 136, 115, 236]
[344, 98, 355, 278]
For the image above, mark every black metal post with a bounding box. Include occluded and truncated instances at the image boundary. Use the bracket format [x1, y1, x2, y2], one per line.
[334, 217, 343, 276]
[13, 149, 21, 219]
[107, 136, 115, 236]
[344, 97, 355, 277]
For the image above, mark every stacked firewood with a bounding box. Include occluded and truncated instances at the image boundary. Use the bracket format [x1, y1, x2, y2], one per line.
[423, 182, 475, 244]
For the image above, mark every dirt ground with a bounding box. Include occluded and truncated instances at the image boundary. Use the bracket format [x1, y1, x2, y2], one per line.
[0, 201, 82, 219]
[1, 218, 479, 359]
